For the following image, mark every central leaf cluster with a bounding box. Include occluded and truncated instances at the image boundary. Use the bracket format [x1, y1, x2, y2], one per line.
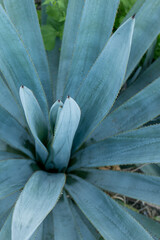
[20, 86, 81, 173]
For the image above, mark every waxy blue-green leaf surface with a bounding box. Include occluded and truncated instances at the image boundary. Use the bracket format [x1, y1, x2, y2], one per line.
[49, 100, 63, 133]
[53, 192, 80, 240]
[73, 17, 135, 151]
[124, 207, 160, 239]
[77, 169, 160, 205]
[56, 0, 85, 99]
[12, 171, 66, 240]
[4, 0, 53, 106]
[70, 125, 160, 170]
[125, 0, 160, 80]
[63, 0, 120, 99]
[69, 200, 98, 240]
[0, 76, 25, 127]
[0, 159, 33, 199]
[0, 106, 34, 158]
[93, 76, 160, 141]
[52, 97, 80, 171]
[20, 86, 48, 162]
[66, 175, 153, 240]
[0, 6, 49, 117]
[112, 57, 160, 111]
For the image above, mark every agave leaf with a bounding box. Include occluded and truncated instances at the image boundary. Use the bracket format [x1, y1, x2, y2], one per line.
[4, 0, 53, 106]
[41, 213, 54, 240]
[0, 192, 19, 230]
[93, 76, 160, 141]
[76, 169, 160, 206]
[52, 97, 80, 171]
[49, 100, 63, 133]
[66, 175, 153, 240]
[20, 86, 48, 163]
[142, 39, 157, 71]
[53, 192, 80, 239]
[125, 0, 160, 80]
[41, 0, 47, 25]
[0, 0, 4, 6]
[73, 17, 135, 151]
[124, 206, 160, 239]
[56, 0, 85, 99]
[0, 159, 33, 200]
[12, 171, 66, 240]
[0, 76, 25, 127]
[63, 0, 120, 99]
[0, 210, 13, 240]
[69, 200, 98, 240]
[112, 57, 160, 111]
[47, 38, 61, 101]
[70, 125, 160, 170]
[0, 6, 49, 118]
[0, 152, 22, 160]
[123, 0, 145, 22]
[142, 164, 160, 176]
[0, 106, 34, 158]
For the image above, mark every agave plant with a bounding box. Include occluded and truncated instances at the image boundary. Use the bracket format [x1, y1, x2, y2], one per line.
[1, 0, 160, 239]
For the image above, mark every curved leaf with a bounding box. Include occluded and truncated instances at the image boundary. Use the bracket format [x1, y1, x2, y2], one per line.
[69, 200, 99, 240]
[0, 76, 25, 127]
[124, 207, 160, 239]
[0, 159, 33, 199]
[73, 17, 135, 151]
[20, 86, 48, 163]
[63, 0, 120, 99]
[53, 192, 80, 240]
[49, 100, 63, 133]
[52, 97, 80, 171]
[77, 169, 160, 205]
[112, 57, 160, 112]
[0, 6, 49, 118]
[12, 171, 66, 240]
[56, 0, 85, 98]
[125, 0, 160, 80]
[70, 125, 160, 170]
[66, 175, 153, 240]
[93, 76, 160, 141]
[0, 106, 34, 157]
[4, 0, 53, 106]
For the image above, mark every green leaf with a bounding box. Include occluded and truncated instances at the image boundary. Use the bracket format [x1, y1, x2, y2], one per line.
[93, 76, 160, 141]
[41, 213, 54, 240]
[41, 25, 57, 51]
[12, 171, 66, 240]
[52, 97, 80, 171]
[66, 175, 153, 240]
[0, 152, 22, 160]
[63, 0, 120, 99]
[77, 169, 160, 205]
[125, 0, 160, 80]
[73, 17, 135, 151]
[70, 125, 160, 170]
[0, 106, 34, 158]
[20, 86, 48, 163]
[0, 159, 33, 199]
[56, 0, 85, 98]
[53, 192, 80, 239]
[0, 6, 49, 118]
[4, 0, 53, 106]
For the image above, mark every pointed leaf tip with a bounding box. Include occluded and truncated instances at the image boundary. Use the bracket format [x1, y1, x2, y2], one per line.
[132, 13, 136, 19]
